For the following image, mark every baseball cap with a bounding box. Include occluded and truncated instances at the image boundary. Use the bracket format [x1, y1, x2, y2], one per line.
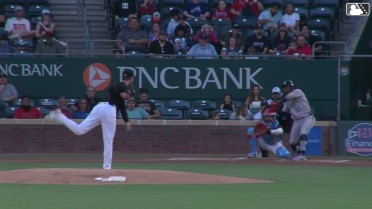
[272, 87, 281, 94]
[122, 69, 134, 79]
[14, 6, 24, 11]
[198, 32, 209, 40]
[127, 97, 135, 102]
[153, 12, 160, 23]
[256, 24, 263, 29]
[232, 24, 240, 29]
[0, 73, 8, 78]
[42, 9, 51, 15]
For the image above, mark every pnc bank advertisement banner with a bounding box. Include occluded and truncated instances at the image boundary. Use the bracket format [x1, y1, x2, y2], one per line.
[0, 58, 337, 102]
[338, 121, 372, 156]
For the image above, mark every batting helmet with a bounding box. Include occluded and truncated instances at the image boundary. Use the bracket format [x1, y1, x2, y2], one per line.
[281, 80, 295, 88]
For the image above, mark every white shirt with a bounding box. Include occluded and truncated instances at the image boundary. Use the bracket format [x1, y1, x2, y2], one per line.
[280, 13, 300, 27]
[5, 17, 31, 35]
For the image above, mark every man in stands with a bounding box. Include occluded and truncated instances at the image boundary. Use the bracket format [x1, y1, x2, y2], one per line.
[137, 88, 161, 119]
[14, 95, 43, 119]
[112, 0, 138, 21]
[115, 17, 148, 55]
[5, 6, 34, 40]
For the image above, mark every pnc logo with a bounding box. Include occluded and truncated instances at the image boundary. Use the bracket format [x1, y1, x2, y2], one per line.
[83, 63, 112, 91]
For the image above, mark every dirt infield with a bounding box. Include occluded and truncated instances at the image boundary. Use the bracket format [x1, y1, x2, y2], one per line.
[0, 168, 272, 185]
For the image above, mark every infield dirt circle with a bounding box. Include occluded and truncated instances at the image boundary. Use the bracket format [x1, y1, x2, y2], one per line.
[0, 168, 272, 185]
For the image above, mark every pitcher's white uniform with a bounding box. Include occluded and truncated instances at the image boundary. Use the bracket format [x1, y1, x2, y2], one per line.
[46, 69, 134, 169]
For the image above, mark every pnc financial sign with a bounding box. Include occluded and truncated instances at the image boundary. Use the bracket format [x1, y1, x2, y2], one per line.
[345, 123, 372, 156]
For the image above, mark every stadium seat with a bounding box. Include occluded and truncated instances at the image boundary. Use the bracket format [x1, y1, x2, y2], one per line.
[139, 15, 153, 32]
[27, 5, 48, 17]
[261, 0, 284, 8]
[162, 0, 184, 7]
[294, 7, 309, 20]
[162, 6, 182, 18]
[4, 5, 22, 17]
[193, 100, 216, 110]
[310, 29, 327, 41]
[235, 16, 256, 36]
[4, 106, 17, 118]
[287, 0, 309, 8]
[168, 99, 191, 110]
[25, 0, 49, 5]
[212, 0, 233, 7]
[185, 108, 209, 120]
[13, 98, 35, 106]
[187, 17, 209, 32]
[232, 100, 243, 108]
[36, 106, 50, 116]
[38, 98, 57, 109]
[307, 18, 330, 30]
[313, 0, 338, 7]
[1, 0, 24, 5]
[67, 98, 79, 105]
[160, 108, 183, 119]
[310, 7, 335, 20]
[150, 99, 165, 110]
[212, 18, 232, 36]
[30, 16, 41, 29]
[213, 109, 232, 120]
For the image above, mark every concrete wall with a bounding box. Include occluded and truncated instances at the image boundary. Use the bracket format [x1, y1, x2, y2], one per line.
[0, 120, 337, 156]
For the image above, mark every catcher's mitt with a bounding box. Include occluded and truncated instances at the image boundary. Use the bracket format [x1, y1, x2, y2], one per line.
[254, 122, 268, 137]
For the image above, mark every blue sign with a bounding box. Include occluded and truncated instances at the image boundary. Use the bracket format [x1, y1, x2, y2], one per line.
[346, 123, 372, 156]
[306, 126, 322, 156]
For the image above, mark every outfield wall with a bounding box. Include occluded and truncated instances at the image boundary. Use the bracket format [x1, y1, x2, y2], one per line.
[0, 58, 338, 120]
[0, 120, 337, 156]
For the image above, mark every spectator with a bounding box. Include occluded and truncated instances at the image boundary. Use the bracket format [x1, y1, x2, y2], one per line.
[219, 93, 236, 112]
[72, 98, 89, 119]
[5, 6, 35, 40]
[257, 2, 282, 34]
[116, 17, 149, 54]
[193, 24, 218, 45]
[230, 0, 263, 23]
[148, 22, 161, 45]
[55, 96, 73, 119]
[0, 73, 18, 107]
[183, 0, 210, 20]
[212, 0, 231, 20]
[35, 9, 56, 39]
[126, 97, 150, 119]
[148, 30, 175, 58]
[175, 15, 194, 37]
[35, 31, 63, 56]
[221, 36, 243, 59]
[14, 95, 43, 119]
[112, 0, 138, 21]
[220, 24, 245, 51]
[244, 24, 269, 54]
[169, 25, 192, 55]
[186, 32, 218, 59]
[138, 0, 156, 18]
[285, 35, 312, 59]
[300, 23, 323, 56]
[280, 2, 300, 36]
[166, 9, 181, 35]
[267, 87, 281, 105]
[0, 10, 6, 28]
[137, 88, 161, 119]
[253, 100, 268, 120]
[73, 86, 102, 112]
[0, 34, 15, 57]
[244, 84, 266, 115]
[229, 106, 253, 120]
[268, 28, 291, 54]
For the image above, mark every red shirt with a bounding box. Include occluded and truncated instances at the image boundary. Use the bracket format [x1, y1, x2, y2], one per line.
[231, 0, 260, 20]
[138, 3, 155, 16]
[286, 44, 313, 59]
[14, 107, 43, 119]
[212, 8, 231, 19]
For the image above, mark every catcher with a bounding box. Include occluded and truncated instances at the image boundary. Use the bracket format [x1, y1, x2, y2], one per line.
[247, 106, 290, 158]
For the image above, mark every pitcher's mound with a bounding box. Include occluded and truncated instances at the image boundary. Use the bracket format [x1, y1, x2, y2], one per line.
[0, 168, 272, 185]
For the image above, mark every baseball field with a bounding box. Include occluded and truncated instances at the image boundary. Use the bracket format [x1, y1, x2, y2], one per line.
[0, 154, 371, 209]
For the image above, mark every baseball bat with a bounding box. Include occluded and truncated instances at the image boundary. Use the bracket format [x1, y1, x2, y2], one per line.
[52, 38, 67, 48]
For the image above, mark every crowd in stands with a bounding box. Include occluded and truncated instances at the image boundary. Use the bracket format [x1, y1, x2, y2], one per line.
[0, 2, 64, 57]
[0, 71, 286, 121]
[112, 0, 334, 58]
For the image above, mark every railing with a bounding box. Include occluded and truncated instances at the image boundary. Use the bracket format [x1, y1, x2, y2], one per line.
[65, 39, 124, 57]
[76, 0, 91, 55]
[312, 41, 348, 57]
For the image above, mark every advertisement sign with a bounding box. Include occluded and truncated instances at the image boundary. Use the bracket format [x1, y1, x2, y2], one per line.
[306, 126, 322, 156]
[345, 123, 372, 156]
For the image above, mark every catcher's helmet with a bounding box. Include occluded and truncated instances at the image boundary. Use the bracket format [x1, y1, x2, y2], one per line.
[281, 80, 295, 88]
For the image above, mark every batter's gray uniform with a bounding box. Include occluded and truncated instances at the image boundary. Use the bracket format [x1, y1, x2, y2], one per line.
[282, 89, 315, 154]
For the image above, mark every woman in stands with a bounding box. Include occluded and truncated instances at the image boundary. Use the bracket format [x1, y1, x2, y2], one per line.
[268, 28, 291, 54]
[220, 36, 243, 59]
[148, 23, 161, 47]
[35, 9, 56, 39]
[220, 93, 236, 112]
[192, 24, 218, 45]
[72, 98, 89, 119]
[244, 84, 266, 116]
[212, 0, 232, 20]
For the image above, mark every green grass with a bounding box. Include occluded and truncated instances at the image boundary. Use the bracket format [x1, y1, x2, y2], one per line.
[0, 161, 371, 209]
